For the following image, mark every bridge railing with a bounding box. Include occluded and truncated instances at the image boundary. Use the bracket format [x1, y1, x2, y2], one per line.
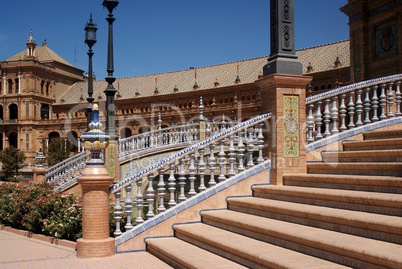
[118, 123, 199, 159]
[110, 113, 271, 237]
[306, 74, 402, 143]
[45, 151, 90, 190]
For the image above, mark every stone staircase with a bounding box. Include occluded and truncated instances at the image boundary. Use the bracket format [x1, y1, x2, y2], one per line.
[144, 128, 402, 268]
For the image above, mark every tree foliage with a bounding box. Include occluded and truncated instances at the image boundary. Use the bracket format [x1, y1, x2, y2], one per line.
[0, 147, 26, 182]
[46, 138, 72, 167]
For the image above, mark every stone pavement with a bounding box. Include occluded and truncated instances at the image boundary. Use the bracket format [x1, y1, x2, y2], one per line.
[0, 230, 172, 269]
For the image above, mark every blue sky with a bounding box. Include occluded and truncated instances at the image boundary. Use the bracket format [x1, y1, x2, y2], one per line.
[0, 0, 348, 79]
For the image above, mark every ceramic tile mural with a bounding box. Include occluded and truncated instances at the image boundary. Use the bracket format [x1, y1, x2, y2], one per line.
[284, 95, 299, 157]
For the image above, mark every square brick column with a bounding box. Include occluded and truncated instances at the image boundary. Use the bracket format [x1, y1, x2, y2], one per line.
[256, 74, 312, 185]
[76, 164, 115, 258]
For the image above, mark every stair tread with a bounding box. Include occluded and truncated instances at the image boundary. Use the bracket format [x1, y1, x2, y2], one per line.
[252, 185, 402, 207]
[174, 223, 351, 269]
[146, 237, 247, 269]
[283, 173, 402, 186]
[199, 210, 402, 264]
[308, 162, 402, 166]
[321, 149, 402, 156]
[228, 195, 402, 232]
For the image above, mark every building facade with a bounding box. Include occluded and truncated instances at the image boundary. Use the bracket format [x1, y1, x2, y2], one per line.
[0, 0, 400, 166]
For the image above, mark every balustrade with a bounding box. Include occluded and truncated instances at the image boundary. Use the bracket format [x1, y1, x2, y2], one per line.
[306, 74, 402, 143]
[110, 113, 271, 236]
[45, 151, 89, 190]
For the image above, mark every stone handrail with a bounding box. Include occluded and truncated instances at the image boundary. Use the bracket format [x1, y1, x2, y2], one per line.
[110, 113, 271, 236]
[45, 151, 89, 190]
[306, 74, 402, 143]
[118, 117, 237, 161]
[118, 123, 199, 160]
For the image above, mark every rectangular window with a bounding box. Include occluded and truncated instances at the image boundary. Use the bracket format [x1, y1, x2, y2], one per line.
[26, 134, 29, 151]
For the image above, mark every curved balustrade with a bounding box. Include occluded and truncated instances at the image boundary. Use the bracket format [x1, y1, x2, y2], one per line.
[45, 151, 90, 190]
[110, 113, 271, 236]
[118, 123, 199, 160]
[306, 74, 402, 143]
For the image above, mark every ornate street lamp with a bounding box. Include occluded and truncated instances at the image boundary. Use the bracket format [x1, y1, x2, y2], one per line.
[102, 0, 119, 137]
[84, 14, 98, 128]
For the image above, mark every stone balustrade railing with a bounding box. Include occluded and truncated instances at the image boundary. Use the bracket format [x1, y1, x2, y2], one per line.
[45, 151, 90, 190]
[306, 74, 402, 143]
[110, 113, 271, 237]
[118, 123, 199, 160]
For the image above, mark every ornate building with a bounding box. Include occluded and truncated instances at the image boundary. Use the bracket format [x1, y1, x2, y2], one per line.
[0, 0, 400, 167]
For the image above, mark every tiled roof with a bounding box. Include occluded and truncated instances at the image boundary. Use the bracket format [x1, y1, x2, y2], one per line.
[57, 40, 350, 105]
[6, 44, 74, 67]
[297, 40, 350, 74]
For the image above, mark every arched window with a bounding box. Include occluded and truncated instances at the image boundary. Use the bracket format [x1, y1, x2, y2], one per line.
[7, 79, 12, 94]
[8, 132, 18, 148]
[14, 78, 19, 94]
[40, 80, 45, 95]
[46, 82, 50, 96]
[119, 127, 132, 139]
[9, 104, 18, 120]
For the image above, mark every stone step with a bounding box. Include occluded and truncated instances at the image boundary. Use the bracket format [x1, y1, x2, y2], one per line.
[342, 138, 402, 151]
[227, 195, 402, 243]
[307, 162, 402, 177]
[363, 129, 402, 140]
[199, 210, 402, 268]
[145, 237, 247, 269]
[173, 222, 351, 269]
[282, 173, 402, 193]
[321, 149, 402, 163]
[252, 185, 402, 216]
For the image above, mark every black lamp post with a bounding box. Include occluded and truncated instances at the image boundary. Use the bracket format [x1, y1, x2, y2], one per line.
[84, 14, 98, 128]
[102, 0, 119, 138]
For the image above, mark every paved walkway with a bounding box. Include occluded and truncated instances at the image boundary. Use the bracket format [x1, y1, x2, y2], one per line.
[0, 230, 172, 269]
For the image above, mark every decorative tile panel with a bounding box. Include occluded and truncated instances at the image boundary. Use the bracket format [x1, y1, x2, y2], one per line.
[284, 95, 299, 157]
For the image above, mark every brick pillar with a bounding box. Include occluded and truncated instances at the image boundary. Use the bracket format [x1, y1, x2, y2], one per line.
[76, 164, 115, 258]
[32, 166, 45, 183]
[256, 74, 312, 185]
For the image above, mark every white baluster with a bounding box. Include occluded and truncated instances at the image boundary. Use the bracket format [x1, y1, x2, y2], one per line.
[315, 101, 323, 140]
[135, 179, 144, 224]
[371, 85, 379, 122]
[157, 168, 166, 214]
[247, 128, 255, 168]
[178, 157, 187, 202]
[395, 81, 401, 117]
[208, 143, 217, 186]
[146, 174, 155, 219]
[355, 89, 363, 127]
[167, 163, 177, 207]
[124, 184, 133, 231]
[306, 104, 314, 143]
[113, 191, 122, 237]
[348, 91, 355, 129]
[379, 84, 387, 120]
[330, 96, 339, 134]
[323, 99, 331, 137]
[227, 134, 236, 177]
[257, 123, 264, 164]
[387, 82, 394, 118]
[188, 152, 197, 196]
[217, 140, 227, 182]
[339, 94, 347, 131]
[237, 131, 245, 171]
[198, 148, 206, 192]
[363, 87, 371, 124]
